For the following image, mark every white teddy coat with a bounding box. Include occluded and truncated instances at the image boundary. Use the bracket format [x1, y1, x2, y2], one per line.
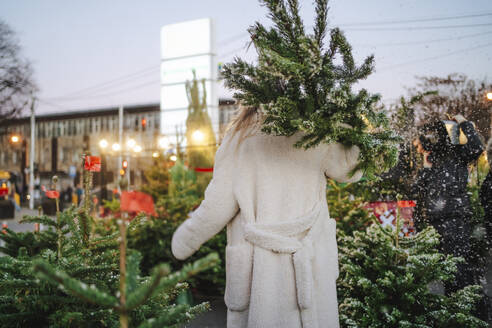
[171, 127, 362, 328]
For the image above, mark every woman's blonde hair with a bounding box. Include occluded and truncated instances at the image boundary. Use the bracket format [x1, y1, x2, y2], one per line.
[225, 104, 263, 144]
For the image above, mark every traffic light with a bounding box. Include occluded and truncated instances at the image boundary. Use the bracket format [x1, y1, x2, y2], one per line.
[119, 169, 125, 176]
[122, 160, 128, 169]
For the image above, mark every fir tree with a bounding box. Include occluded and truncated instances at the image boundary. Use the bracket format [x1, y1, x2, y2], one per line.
[0, 205, 120, 327]
[337, 221, 487, 327]
[222, 0, 400, 178]
[326, 179, 373, 237]
[130, 160, 227, 296]
[0, 174, 218, 327]
[141, 159, 171, 202]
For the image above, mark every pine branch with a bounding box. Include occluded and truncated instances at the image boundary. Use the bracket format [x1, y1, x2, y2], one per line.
[223, 0, 401, 177]
[313, 0, 328, 48]
[33, 259, 119, 308]
[20, 214, 58, 228]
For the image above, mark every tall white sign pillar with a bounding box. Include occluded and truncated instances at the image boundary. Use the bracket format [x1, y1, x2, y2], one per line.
[160, 18, 218, 144]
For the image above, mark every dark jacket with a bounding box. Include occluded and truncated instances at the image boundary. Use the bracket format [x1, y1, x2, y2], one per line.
[412, 121, 484, 222]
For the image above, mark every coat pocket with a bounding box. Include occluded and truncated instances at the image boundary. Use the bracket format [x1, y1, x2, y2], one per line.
[224, 244, 253, 311]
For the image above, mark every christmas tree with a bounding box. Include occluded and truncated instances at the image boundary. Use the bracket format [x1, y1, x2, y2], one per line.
[0, 172, 218, 327]
[130, 160, 227, 296]
[337, 221, 487, 327]
[222, 0, 400, 178]
[141, 158, 170, 202]
[0, 211, 59, 257]
[0, 204, 121, 327]
[326, 179, 373, 237]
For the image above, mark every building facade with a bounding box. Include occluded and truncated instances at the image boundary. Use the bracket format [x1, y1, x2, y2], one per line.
[0, 100, 238, 200]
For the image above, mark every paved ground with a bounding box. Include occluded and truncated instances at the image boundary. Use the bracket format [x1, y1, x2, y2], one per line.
[1, 207, 42, 233]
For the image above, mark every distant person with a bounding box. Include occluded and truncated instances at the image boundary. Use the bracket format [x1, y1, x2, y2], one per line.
[9, 181, 21, 211]
[76, 184, 83, 206]
[412, 114, 484, 294]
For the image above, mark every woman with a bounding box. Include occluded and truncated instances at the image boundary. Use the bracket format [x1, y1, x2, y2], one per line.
[412, 114, 484, 293]
[171, 106, 362, 328]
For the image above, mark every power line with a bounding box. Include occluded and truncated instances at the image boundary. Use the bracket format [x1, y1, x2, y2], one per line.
[343, 22, 492, 31]
[377, 41, 492, 71]
[356, 30, 492, 47]
[45, 79, 161, 102]
[45, 65, 159, 100]
[340, 12, 492, 26]
[215, 12, 492, 49]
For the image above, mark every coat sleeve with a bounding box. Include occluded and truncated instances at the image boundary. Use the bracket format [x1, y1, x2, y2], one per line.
[323, 142, 363, 183]
[457, 121, 484, 164]
[171, 133, 240, 260]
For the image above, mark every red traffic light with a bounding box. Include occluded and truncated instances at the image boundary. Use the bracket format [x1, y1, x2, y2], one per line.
[122, 160, 128, 169]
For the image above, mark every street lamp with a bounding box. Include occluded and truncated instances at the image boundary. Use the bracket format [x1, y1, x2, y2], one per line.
[133, 145, 142, 153]
[10, 135, 20, 144]
[99, 139, 108, 149]
[127, 138, 136, 149]
[158, 136, 170, 149]
[112, 143, 121, 152]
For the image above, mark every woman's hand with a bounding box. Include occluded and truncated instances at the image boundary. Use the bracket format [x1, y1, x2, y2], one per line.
[423, 151, 432, 168]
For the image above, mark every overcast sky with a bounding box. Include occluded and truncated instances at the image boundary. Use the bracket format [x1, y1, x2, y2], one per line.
[1, 0, 491, 115]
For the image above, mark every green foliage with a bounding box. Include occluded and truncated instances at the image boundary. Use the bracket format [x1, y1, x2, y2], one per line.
[0, 202, 215, 327]
[130, 160, 227, 296]
[127, 215, 227, 296]
[465, 184, 489, 285]
[337, 223, 487, 327]
[33, 250, 218, 328]
[141, 159, 170, 201]
[0, 215, 60, 257]
[158, 160, 201, 222]
[103, 198, 121, 213]
[0, 207, 120, 327]
[222, 0, 400, 178]
[326, 180, 373, 237]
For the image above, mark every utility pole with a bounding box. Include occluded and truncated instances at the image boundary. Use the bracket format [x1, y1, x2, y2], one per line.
[127, 155, 131, 190]
[29, 97, 35, 210]
[118, 105, 123, 192]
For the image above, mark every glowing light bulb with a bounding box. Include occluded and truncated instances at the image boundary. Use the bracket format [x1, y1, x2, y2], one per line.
[112, 143, 121, 151]
[127, 138, 136, 149]
[192, 130, 205, 142]
[99, 139, 108, 148]
[158, 136, 170, 149]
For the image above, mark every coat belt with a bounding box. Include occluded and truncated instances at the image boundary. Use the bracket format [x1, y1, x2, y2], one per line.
[243, 201, 324, 326]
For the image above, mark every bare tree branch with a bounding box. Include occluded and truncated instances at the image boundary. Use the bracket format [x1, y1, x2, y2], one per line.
[0, 19, 37, 124]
